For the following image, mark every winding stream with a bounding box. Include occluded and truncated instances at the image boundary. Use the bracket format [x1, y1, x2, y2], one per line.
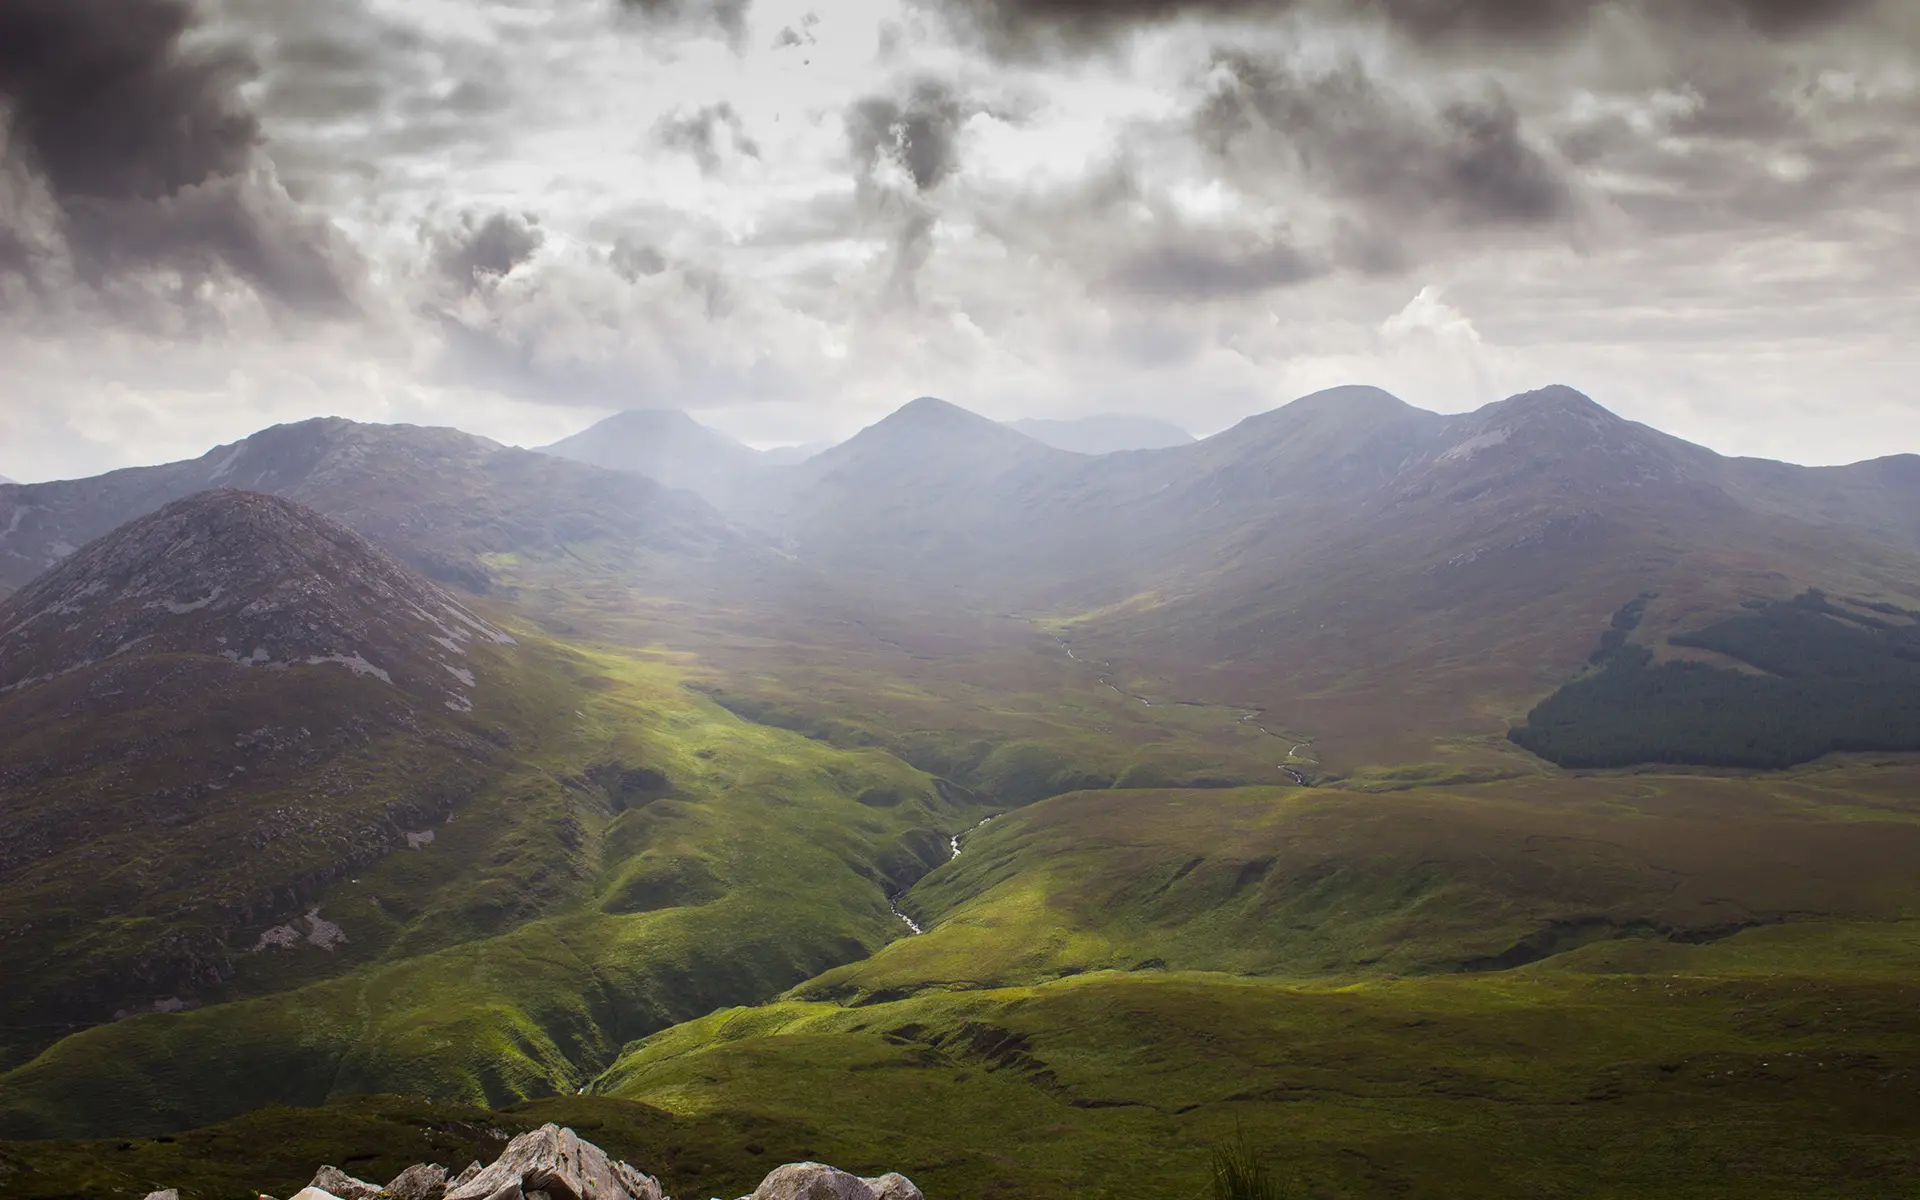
[890, 815, 1000, 937]
[888, 896, 922, 935]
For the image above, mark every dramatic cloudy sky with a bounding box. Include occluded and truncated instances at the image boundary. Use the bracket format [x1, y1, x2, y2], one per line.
[1, 0, 1916, 480]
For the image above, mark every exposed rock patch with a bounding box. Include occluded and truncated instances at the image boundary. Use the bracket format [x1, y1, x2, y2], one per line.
[441, 1124, 663, 1200]
[309, 1165, 383, 1200]
[253, 908, 348, 953]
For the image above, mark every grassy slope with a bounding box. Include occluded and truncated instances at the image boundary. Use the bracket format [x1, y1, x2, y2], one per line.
[0, 638, 991, 1139]
[496, 566, 1313, 798]
[575, 768, 1920, 1199]
[595, 927, 1920, 1200]
[0, 650, 549, 1072]
[791, 767, 1920, 1000]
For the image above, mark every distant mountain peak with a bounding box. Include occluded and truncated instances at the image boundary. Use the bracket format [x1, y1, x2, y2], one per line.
[538, 408, 763, 506]
[887, 396, 995, 427]
[585, 408, 707, 432]
[1492, 385, 1613, 421]
[1284, 385, 1413, 415]
[847, 397, 1038, 451]
[0, 489, 512, 708]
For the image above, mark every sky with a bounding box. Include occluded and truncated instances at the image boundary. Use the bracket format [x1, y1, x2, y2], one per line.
[1, 0, 1916, 482]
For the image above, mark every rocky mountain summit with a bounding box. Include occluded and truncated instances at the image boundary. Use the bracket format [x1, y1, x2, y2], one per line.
[138, 1124, 922, 1200]
[0, 489, 514, 709]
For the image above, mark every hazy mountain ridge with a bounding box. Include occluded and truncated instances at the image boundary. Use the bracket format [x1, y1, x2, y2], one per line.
[761, 441, 837, 465]
[0, 417, 757, 596]
[716, 384, 1920, 767]
[1006, 414, 1195, 454]
[538, 409, 767, 509]
[751, 397, 1088, 569]
[8, 390, 1919, 770]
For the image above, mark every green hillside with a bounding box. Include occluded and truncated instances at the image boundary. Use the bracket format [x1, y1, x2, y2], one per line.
[0, 640, 992, 1139]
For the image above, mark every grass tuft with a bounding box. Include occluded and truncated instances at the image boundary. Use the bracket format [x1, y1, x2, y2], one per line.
[1211, 1129, 1284, 1200]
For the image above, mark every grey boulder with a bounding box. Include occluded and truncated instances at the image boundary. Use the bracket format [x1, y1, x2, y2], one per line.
[862, 1174, 924, 1200]
[311, 1166, 383, 1200]
[739, 1163, 925, 1200]
[385, 1163, 451, 1200]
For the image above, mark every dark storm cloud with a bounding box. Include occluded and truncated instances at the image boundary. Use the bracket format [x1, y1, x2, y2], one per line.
[432, 212, 545, 290]
[1109, 235, 1326, 298]
[846, 79, 972, 193]
[917, 0, 1894, 56]
[970, 154, 1339, 302]
[1196, 52, 1575, 235]
[844, 78, 993, 303]
[654, 102, 763, 174]
[0, 0, 357, 310]
[206, 0, 517, 200]
[1543, 32, 1920, 239]
[620, 0, 752, 48]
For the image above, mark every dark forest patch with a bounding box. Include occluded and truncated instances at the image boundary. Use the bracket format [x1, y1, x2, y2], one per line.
[1510, 590, 1920, 769]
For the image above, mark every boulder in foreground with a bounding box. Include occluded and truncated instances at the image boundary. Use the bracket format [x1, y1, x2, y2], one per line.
[739, 1162, 925, 1200]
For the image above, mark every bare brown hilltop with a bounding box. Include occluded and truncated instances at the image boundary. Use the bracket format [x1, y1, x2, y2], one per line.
[0, 489, 514, 708]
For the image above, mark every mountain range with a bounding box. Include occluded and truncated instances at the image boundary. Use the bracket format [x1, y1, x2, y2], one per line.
[530, 409, 1196, 507]
[3, 384, 1919, 1197]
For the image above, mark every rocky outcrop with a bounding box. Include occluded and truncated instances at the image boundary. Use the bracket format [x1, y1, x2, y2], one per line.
[441, 1125, 664, 1200]
[384, 1163, 451, 1200]
[147, 1124, 919, 1200]
[309, 1166, 384, 1200]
